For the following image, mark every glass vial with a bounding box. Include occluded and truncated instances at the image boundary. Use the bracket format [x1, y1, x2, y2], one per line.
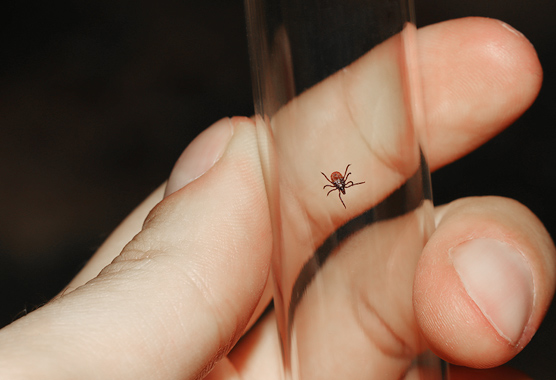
[244, 0, 445, 379]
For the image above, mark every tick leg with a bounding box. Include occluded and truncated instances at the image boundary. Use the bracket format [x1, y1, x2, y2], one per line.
[323, 184, 335, 190]
[338, 192, 346, 208]
[345, 180, 365, 188]
[326, 188, 337, 196]
[343, 164, 351, 178]
[321, 172, 332, 183]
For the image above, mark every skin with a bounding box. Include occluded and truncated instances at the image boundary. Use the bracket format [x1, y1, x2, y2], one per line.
[0, 17, 552, 380]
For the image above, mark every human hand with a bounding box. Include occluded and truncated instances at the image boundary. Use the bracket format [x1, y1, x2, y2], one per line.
[0, 17, 552, 380]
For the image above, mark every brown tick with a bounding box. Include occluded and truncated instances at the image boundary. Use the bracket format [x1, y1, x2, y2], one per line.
[321, 164, 364, 209]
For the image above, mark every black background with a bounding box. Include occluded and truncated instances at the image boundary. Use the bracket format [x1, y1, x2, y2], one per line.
[1, 0, 555, 378]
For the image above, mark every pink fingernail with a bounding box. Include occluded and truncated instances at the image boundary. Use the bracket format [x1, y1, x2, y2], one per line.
[451, 238, 534, 345]
[164, 118, 233, 197]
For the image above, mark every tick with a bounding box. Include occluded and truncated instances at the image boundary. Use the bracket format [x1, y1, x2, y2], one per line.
[321, 164, 365, 209]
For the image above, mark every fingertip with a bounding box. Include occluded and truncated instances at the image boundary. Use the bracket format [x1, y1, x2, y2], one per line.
[165, 117, 234, 198]
[496, 20, 543, 89]
[451, 238, 534, 346]
[414, 245, 512, 368]
[414, 238, 529, 368]
[414, 197, 556, 368]
[421, 17, 543, 171]
[487, 19, 543, 107]
[422, 17, 542, 95]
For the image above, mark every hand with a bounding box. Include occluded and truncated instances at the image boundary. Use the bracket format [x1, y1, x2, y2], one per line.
[0, 17, 551, 380]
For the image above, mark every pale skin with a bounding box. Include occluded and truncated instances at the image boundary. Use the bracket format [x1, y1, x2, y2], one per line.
[0, 17, 553, 380]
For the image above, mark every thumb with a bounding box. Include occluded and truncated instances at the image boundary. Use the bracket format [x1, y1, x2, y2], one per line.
[414, 197, 556, 368]
[0, 117, 272, 380]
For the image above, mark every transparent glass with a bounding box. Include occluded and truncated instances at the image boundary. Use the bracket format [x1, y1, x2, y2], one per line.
[244, 0, 444, 379]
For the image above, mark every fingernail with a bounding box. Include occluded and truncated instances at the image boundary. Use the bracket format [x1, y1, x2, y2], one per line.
[451, 238, 534, 345]
[164, 118, 233, 197]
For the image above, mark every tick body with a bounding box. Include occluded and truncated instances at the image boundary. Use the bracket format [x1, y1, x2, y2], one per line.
[321, 164, 365, 209]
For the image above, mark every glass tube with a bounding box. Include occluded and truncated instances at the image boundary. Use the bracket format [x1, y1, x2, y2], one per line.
[244, 0, 445, 379]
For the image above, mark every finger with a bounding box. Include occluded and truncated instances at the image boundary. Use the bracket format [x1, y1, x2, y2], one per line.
[63, 184, 165, 292]
[420, 17, 542, 171]
[62, 120, 274, 332]
[64, 116, 243, 291]
[0, 118, 272, 380]
[284, 210, 433, 379]
[414, 197, 556, 368]
[216, 200, 548, 380]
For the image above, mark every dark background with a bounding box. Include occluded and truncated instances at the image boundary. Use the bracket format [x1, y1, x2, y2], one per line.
[1, 0, 555, 378]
